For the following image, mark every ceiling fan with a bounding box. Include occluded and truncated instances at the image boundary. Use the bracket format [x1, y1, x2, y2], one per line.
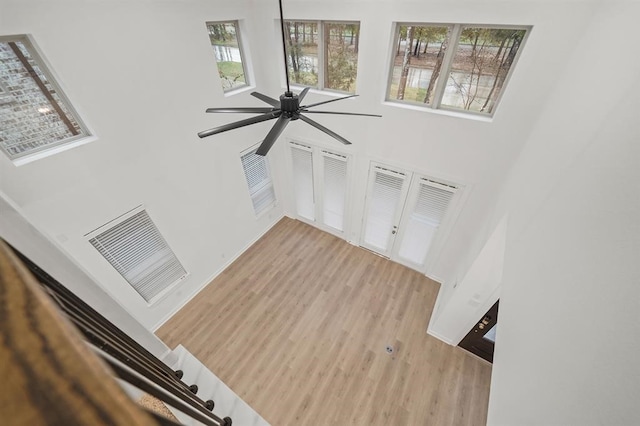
[197, 0, 381, 156]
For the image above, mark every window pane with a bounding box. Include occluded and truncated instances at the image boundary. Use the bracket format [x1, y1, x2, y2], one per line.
[291, 145, 315, 221]
[206, 22, 248, 91]
[241, 149, 276, 215]
[324, 23, 359, 93]
[0, 37, 88, 160]
[442, 27, 526, 114]
[285, 21, 319, 88]
[322, 153, 347, 232]
[388, 25, 451, 104]
[89, 209, 187, 303]
[241, 150, 270, 192]
[397, 180, 455, 266]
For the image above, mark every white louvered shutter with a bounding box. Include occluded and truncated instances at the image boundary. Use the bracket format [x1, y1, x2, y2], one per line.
[397, 179, 455, 265]
[322, 151, 347, 232]
[89, 210, 187, 303]
[363, 167, 407, 253]
[290, 143, 315, 220]
[241, 150, 276, 215]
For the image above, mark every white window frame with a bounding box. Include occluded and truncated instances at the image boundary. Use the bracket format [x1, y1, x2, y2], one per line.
[240, 144, 277, 217]
[385, 23, 530, 117]
[0, 34, 92, 163]
[282, 20, 361, 95]
[205, 20, 253, 94]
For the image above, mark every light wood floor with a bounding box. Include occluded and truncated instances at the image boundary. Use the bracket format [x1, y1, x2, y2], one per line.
[158, 218, 491, 425]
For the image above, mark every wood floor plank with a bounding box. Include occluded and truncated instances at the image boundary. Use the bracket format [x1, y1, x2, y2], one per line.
[157, 218, 491, 425]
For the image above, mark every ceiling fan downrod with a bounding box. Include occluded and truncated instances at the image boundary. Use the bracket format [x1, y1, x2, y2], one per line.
[278, 0, 292, 95]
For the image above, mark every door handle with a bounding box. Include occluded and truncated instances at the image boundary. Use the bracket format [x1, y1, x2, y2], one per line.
[478, 315, 492, 329]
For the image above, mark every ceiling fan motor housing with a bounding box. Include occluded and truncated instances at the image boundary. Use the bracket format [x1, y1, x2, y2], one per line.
[280, 92, 300, 119]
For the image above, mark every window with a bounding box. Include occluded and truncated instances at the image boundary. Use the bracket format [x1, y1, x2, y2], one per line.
[321, 150, 348, 232]
[88, 208, 188, 304]
[388, 24, 528, 115]
[0, 35, 90, 161]
[206, 21, 249, 92]
[289, 141, 350, 235]
[284, 20, 360, 93]
[396, 178, 456, 266]
[241, 147, 276, 215]
[290, 143, 315, 221]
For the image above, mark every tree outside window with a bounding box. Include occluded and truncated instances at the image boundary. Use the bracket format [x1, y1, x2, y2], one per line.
[285, 21, 319, 88]
[443, 27, 526, 114]
[206, 21, 249, 92]
[284, 20, 360, 94]
[389, 24, 528, 116]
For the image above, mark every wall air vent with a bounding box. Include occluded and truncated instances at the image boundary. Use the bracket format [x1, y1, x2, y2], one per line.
[88, 207, 187, 303]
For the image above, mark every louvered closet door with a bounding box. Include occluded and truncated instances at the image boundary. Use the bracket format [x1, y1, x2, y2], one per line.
[290, 143, 315, 220]
[395, 178, 456, 268]
[321, 151, 348, 232]
[361, 165, 410, 257]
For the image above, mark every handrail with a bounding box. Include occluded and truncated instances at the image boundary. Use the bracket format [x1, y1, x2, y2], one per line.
[3, 240, 232, 426]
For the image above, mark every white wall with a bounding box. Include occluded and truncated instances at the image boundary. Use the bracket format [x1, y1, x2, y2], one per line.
[0, 0, 285, 330]
[260, 0, 597, 286]
[0, 0, 606, 346]
[484, 1, 640, 424]
[0, 193, 173, 361]
[428, 214, 506, 344]
[4, 0, 637, 421]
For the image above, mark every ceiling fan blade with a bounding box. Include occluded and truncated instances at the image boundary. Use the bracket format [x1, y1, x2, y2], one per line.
[251, 92, 281, 107]
[302, 110, 382, 117]
[301, 94, 358, 109]
[299, 114, 352, 146]
[198, 111, 280, 139]
[256, 115, 290, 156]
[206, 107, 277, 114]
[297, 87, 310, 103]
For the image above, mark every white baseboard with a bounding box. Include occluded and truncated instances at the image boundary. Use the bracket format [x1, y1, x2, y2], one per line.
[152, 213, 285, 331]
[425, 272, 444, 284]
[426, 327, 456, 346]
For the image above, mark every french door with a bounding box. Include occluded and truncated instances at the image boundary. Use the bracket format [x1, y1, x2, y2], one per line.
[361, 165, 410, 257]
[289, 141, 350, 235]
[361, 162, 457, 271]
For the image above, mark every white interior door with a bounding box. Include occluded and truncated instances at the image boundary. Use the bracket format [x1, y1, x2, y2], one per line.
[393, 177, 457, 270]
[320, 150, 348, 232]
[361, 164, 410, 257]
[290, 143, 315, 221]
